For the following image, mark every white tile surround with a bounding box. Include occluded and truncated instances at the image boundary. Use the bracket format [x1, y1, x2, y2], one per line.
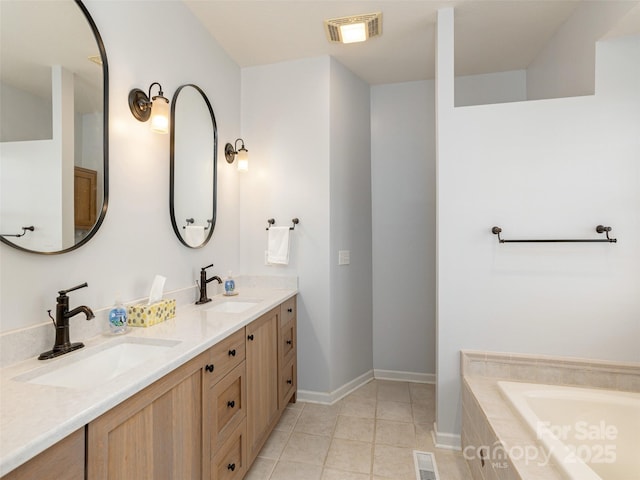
[460, 350, 640, 480]
[0, 275, 297, 368]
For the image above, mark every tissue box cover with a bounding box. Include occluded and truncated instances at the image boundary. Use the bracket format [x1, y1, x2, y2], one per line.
[127, 299, 176, 327]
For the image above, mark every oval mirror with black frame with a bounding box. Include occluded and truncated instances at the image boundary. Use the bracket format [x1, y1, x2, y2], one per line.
[0, 0, 109, 254]
[170, 84, 217, 248]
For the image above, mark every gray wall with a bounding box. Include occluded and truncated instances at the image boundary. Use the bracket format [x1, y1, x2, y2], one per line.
[371, 80, 436, 378]
[241, 56, 373, 398]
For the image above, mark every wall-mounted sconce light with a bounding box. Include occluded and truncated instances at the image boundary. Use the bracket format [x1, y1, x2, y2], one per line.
[128, 82, 170, 134]
[225, 138, 249, 172]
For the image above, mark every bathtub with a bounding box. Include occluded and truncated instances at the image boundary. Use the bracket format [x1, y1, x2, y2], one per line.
[498, 381, 640, 480]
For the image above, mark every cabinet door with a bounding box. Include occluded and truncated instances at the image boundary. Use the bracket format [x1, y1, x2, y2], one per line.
[246, 307, 280, 463]
[74, 166, 97, 229]
[87, 354, 204, 480]
[1, 429, 84, 480]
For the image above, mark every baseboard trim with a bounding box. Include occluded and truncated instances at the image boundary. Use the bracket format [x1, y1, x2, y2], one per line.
[432, 422, 461, 450]
[373, 369, 435, 384]
[297, 369, 436, 404]
[297, 369, 375, 405]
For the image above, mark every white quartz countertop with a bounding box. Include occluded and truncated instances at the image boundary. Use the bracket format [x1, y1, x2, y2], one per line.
[0, 287, 296, 476]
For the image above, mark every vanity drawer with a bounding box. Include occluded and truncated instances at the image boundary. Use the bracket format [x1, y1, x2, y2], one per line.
[279, 318, 296, 367]
[208, 362, 246, 452]
[278, 357, 297, 410]
[207, 328, 245, 385]
[280, 297, 296, 326]
[211, 419, 247, 480]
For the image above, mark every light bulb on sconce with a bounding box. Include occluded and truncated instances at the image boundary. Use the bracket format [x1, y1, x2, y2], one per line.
[225, 138, 249, 172]
[128, 82, 170, 134]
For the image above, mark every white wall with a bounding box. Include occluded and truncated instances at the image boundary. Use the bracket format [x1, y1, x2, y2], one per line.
[371, 80, 436, 378]
[0, 139, 62, 251]
[329, 58, 373, 390]
[240, 56, 373, 396]
[437, 6, 640, 445]
[0, 83, 52, 142]
[526, 1, 636, 100]
[240, 57, 332, 394]
[0, 0, 241, 333]
[455, 70, 526, 107]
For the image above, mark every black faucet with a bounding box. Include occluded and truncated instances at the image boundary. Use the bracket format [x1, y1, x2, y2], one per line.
[38, 282, 95, 360]
[196, 264, 222, 305]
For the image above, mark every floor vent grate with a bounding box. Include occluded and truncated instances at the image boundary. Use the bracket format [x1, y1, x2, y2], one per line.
[414, 451, 440, 480]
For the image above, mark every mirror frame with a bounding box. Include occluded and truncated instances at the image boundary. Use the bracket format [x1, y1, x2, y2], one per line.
[169, 84, 217, 249]
[0, 0, 109, 255]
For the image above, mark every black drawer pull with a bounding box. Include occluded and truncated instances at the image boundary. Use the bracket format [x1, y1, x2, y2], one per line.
[228, 349, 236, 357]
[286, 340, 292, 345]
[227, 463, 236, 471]
[247, 334, 254, 341]
[227, 400, 235, 408]
[287, 379, 292, 385]
[205, 364, 214, 373]
[287, 308, 293, 313]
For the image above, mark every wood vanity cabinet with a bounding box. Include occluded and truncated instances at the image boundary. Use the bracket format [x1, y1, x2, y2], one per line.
[278, 297, 297, 410]
[1, 429, 84, 480]
[246, 296, 298, 464]
[79, 295, 296, 480]
[204, 328, 248, 480]
[86, 352, 206, 479]
[245, 307, 280, 464]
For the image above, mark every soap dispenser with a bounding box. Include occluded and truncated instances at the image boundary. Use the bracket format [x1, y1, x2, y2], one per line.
[108, 295, 128, 334]
[224, 272, 236, 296]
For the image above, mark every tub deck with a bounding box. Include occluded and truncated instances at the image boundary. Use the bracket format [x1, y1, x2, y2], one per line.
[463, 376, 566, 480]
[461, 351, 640, 480]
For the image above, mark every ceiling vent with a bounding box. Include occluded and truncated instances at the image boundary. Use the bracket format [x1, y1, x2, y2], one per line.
[324, 12, 382, 44]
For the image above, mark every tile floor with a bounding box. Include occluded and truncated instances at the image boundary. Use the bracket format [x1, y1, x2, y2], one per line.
[245, 379, 472, 480]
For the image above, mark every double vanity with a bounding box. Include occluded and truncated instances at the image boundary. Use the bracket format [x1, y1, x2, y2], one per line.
[1, 3, 297, 478]
[0, 287, 297, 479]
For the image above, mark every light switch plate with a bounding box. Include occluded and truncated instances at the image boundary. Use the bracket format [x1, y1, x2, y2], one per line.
[338, 250, 350, 265]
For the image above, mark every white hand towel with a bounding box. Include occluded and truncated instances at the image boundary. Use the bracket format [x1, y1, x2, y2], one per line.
[184, 225, 205, 247]
[267, 226, 290, 265]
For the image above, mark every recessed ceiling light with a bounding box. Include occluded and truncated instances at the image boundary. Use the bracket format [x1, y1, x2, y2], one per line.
[324, 12, 382, 44]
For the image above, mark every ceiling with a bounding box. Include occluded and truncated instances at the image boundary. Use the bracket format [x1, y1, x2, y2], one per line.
[184, 0, 640, 85]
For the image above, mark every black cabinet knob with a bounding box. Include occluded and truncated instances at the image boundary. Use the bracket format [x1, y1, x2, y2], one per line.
[205, 364, 214, 373]
[287, 379, 292, 385]
[247, 334, 254, 341]
[227, 400, 235, 408]
[287, 308, 293, 313]
[286, 340, 292, 345]
[228, 349, 236, 357]
[227, 463, 236, 471]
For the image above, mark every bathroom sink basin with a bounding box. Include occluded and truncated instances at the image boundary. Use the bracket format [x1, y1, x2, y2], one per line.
[206, 301, 260, 314]
[15, 337, 181, 390]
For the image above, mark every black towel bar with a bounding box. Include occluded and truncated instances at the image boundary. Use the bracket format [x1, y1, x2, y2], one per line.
[0, 226, 34, 238]
[491, 225, 617, 243]
[266, 218, 300, 231]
